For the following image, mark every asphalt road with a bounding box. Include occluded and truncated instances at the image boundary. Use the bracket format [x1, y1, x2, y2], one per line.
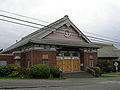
[0, 77, 120, 90]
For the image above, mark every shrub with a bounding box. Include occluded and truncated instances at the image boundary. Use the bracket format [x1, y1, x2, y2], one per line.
[25, 67, 32, 78]
[8, 63, 21, 71]
[98, 61, 112, 73]
[92, 67, 101, 74]
[8, 64, 28, 78]
[50, 66, 60, 78]
[8, 71, 19, 77]
[103, 66, 112, 73]
[0, 65, 12, 77]
[29, 64, 50, 78]
[18, 67, 29, 77]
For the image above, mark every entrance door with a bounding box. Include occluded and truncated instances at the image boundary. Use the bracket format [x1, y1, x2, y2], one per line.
[73, 60, 79, 72]
[64, 60, 71, 72]
[56, 51, 80, 72]
[56, 60, 62, 71]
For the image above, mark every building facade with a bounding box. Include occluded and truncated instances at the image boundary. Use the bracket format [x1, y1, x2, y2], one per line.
[0, 15, 100, 72]
[95, 43, 120, 72]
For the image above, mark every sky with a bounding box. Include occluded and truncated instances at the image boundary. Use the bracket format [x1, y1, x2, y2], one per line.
[0, 0, 120, 49]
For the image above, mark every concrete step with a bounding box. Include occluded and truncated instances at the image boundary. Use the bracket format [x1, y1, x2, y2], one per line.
[62, 71, 94, 78]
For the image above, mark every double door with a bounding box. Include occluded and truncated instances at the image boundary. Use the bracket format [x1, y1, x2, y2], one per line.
[57, 59, 80, 72]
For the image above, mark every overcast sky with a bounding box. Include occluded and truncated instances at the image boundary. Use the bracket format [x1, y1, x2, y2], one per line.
[0, 0, 120, 49]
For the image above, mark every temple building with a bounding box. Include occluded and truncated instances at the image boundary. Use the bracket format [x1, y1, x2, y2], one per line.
[0, 15, 100, 72]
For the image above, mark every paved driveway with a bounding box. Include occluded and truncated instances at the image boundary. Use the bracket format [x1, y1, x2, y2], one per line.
[0, 77, 120, 90]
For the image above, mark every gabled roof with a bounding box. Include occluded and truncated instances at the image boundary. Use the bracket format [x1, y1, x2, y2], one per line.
[21, 15, 90, 42]
[114, 50, 120, 61]
[30, 38, 100, 48]
[2, 15, 98, 53]
[95, 43, 118, 58]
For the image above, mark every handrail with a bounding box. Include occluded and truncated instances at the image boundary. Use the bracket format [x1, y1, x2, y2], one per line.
[87, 67, 96, 76]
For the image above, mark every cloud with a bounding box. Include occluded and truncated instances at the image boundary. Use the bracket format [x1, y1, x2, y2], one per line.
[0, 0, 120, 49]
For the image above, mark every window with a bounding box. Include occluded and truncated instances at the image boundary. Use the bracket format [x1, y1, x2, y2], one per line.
[42, 55, 48, 65]
[42, 59, 48, 65]
[89, 60, 94, 67]
[0, 61, 7, 65]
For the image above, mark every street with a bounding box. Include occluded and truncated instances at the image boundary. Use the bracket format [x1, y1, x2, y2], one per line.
[0, 77, 120, 90]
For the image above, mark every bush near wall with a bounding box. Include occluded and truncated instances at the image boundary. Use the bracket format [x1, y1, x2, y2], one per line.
[8, 64, 27, 77]
[0, 64, 61, 78]
[91, 67, 101, 74]
[0, 64, 29, 78]
[50, 66, 60, 78]
[98, 61, 112, 73]
[29, 64, 50, 78]
[0, 65, 12, 77]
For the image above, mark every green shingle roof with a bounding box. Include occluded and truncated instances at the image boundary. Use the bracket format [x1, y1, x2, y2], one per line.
[95, 43, 118, 58]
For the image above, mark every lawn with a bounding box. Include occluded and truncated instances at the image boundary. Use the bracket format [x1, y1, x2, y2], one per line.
[0, 77, 64, 80]
[100, 72, 120, 78]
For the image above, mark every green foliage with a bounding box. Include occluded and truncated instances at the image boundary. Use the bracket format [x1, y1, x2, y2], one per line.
[8, 71, 19, 77]
[29, 64, 50, 78]
[50, 66, 60, 78]
[98, 61, 112, 73]
[0, 65, 12, 77]
[8, 64, 28, 78]
[92, 67, 101, 74]
[0, 64, 61, 79]
[18, 67, 29, 77]
[103, 66, 112, 73]
[8, 63, 21, 71]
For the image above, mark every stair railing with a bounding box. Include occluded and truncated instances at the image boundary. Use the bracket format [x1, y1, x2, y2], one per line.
[87, 67, 95, 76]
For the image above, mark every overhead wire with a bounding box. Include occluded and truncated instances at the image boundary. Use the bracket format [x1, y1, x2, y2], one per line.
[86, 35, 120, 43]
[0, 14, 45, 26]
[0, 10, 117, 43]
[0, 18, 40, 29]
[0, 9, 50, 23]
[89, 38, 114, 44]
[83, 31, 120, 41]
[0, 13, 120, 44]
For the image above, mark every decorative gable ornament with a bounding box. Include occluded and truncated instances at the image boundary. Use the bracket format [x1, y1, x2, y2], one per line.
[64, 30, 71, 37]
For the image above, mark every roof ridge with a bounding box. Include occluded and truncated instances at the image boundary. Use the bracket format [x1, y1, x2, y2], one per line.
[22, 15, 68, 40]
